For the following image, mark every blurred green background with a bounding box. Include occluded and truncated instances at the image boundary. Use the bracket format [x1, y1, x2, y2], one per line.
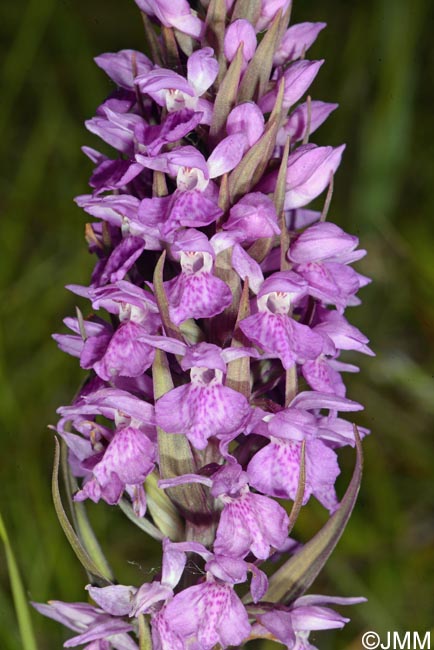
[0, 0, 433, 648]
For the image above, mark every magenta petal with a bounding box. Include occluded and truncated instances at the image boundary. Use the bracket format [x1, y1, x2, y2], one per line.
[214, 492, 289, 559]
[207, 133, 247, 178]
[239, 312, 323, 369]
[155, 383, 251, 449]
[268, 408, 317, 441]
[257, 270, 307, 299]
[100, 236, 145, 284]
[247, 440, 307, 500]
[85, 115, 136, 155]
[63, 618, 133, 647]
[314, 311, 374, 356]
[93, 321, 155, 380]
[302, 358, 346, 397]
[147, 109, 203, 156]
[296, 261, 360, 309]
[285, 144, 345, 209]
[76, 193, 140, 227]
[226, 103, 265, 147]
[86, 585, 136, 616]
[306, 439, 340, 511]
[187, 47, 219, 96]
[94, 426, 155, 487]
[274, 22, 327, 65]
[31, 600, 99, 632]
[95, 49, 152, 88]
[289, 222, 358, 263]
[165, 582, 251, 650]
[136, 68, 194, 99]
[260, 60, 324, 113]
[282, 100, 338, 143]
[83, 388, 154, 424]
[130, 583, 173, 617]
[166, 190, 222, 233]
[232, 244, 264, 293]
[53, 333, 83, 358]
[80, 332, 112, 370]
[257, 0, 291, 31]
[248, 438, 339, 512]
[249, 565, 269, 603]
[164, 145, 209, 177]
[290, 604, 349, 631]
[259, 610, 295, 647]
[180, 342, 226, 372]
[225, 192, 280, 242]
[135, 0, 203, 38]
[89, 158, 144, 192]
[75, 474, 123, 506]
[165, 272, 232, 325]
[291, 390, 363, 412]
[224, 19, 257, 62]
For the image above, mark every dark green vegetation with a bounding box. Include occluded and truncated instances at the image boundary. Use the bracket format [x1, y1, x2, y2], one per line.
[1, 0, 433, 647]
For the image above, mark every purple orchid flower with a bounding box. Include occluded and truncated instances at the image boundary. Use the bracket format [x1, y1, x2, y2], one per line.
[253, 595, 366, 650]
[160, 578, 251, 650]
[211, 462, 290, 560]
[246, 405, 341, 512]
[164, 229, 233, 324]
[239, 271, 324, 369]
[273, 22, 327, 66]
[224, 19, 257, 70]
[134, 0, 203, 38]
[94, 49, 152, 89]
[31, 600, 137, 650]
[256, 0, 292, 31]
[155, 343, 254, 449]
[136, 48, 217, 123]
[40, 2, 371, 647]
[277, 101, 338, 148]
[259, 60, 324, 113]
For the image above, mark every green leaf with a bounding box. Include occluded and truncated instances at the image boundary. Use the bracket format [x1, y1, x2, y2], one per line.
[179, 318, 205, 344]
[58, 432, 114, 582]
[145, 471, 184, 541]
[209, 247, 241, 346]
[204, 0, 227, 82]
[161, 25, 181, 71]
[246, 236, 275, 264]
[0, 513, 38, 650]
[262, 428, 363, 604]
[287, 440, 306, 533]
[63, 455, 114, 583]
[225, 279, 251, 398]
[237, 9, 283, 103]
[218, 172, 230, 214]
[52, 437, 112, 584]
[230, 0, 261, 23]
[209, 43, 244, 142]
[174, 29, 194, 56]
[274, 136, 291, 219]
[140, 12, 163, 66]
[118, 499, 164, 541]
[276, 136, 291, 273]
[138, 614, 152, 650]
[153, 251, 184, 342]
[153, 171, 168, 197]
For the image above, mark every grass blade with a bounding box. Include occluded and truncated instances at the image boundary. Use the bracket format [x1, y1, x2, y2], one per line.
[0, 512, 38, 650]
